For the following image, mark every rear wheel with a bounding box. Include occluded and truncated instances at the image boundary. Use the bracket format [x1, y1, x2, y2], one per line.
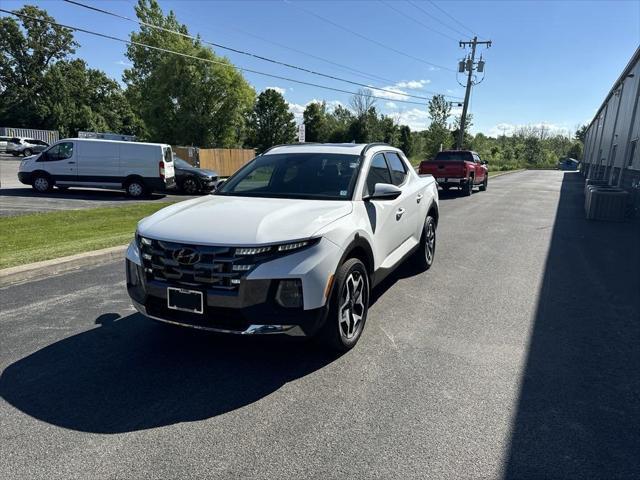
[23, 149, 33, 157]
[463, 177, 473, 196]
[32, 173, 53, 193]
[125, 179, 146, 198]
[413, 214, 436, 271]
[318, 258, 369, 352]
[479, 175, 488, 191]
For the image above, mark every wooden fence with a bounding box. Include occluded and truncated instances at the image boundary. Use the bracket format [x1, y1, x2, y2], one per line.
[199, 148, 255, 176]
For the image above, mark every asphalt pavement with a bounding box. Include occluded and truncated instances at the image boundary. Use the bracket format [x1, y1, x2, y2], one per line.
[1, 171, 638, 479]
[0, 155, 198, 216]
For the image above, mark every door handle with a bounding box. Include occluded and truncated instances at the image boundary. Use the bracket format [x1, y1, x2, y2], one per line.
[396, 208, 406, 220]
[67, 161, 75, 164]
[416, 194, 424, 203]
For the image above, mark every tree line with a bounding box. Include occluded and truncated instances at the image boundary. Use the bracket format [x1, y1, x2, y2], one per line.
[0, 2, 584, 169]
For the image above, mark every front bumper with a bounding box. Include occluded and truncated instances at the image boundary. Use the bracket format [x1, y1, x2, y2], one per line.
[18, 172, 32, 185]
[126, 257, 329, 337]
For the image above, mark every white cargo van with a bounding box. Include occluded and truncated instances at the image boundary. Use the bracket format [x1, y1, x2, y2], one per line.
[17, 138, 176, 197]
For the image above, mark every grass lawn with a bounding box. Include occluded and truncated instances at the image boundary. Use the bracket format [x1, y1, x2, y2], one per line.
[0, 202, 174, 269]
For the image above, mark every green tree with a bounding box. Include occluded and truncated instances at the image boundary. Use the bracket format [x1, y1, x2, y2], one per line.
[124, 0, 254, 147]
[423, 95, 452, 159]
[575, 124, 588, 143]
[303, 101, 329, 142]
[399, 125, 413, 156]
[42, 59, 146, 138]
[248, 89, 296, 153]
[0, 5, 77, 127]
[427, 94, 451, 128]
[326, 105, 354, 142]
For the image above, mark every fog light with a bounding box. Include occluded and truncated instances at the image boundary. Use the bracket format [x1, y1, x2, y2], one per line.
[275, 279, 303, 308]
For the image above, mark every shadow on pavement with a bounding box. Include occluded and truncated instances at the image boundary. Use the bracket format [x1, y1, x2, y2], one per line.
[504, 172, 640, 478]
[0, 313, 338, 434]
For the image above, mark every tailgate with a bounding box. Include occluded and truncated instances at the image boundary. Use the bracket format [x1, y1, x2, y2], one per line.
[420, 161, 465, 177]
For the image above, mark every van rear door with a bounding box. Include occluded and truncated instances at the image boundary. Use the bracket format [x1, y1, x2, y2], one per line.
[162, 146, 175, 186]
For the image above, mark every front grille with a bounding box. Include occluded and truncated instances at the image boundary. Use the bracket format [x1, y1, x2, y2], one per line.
[140, 239, 248, 291]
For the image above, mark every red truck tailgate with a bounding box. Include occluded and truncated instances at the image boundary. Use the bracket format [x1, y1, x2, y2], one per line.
[419, 161, 466, 177]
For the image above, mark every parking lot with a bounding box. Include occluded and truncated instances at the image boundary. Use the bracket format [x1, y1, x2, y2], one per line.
[1, 170, 638, 479]
[0, 153, 198, 216]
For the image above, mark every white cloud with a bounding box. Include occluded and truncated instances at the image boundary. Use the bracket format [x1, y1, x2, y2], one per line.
[115, 60, 132, 67]
[385, 102, 398, 109]
[395, 108, 430, 131]
[264, 86, 286, 95]
[288, 102, 306, 122]
[395, 79, 431, 89]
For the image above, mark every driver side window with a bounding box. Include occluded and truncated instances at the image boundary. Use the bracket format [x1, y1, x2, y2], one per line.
[44, 142, 74, 161]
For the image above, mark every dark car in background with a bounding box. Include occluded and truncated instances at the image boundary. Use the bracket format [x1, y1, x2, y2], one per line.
[7, 137, 50, 156]
[174, 156, 219, 194]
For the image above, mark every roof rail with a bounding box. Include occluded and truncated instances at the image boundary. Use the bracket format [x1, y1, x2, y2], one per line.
[361, 142, 391, 156]
[260, 142, 322, 155]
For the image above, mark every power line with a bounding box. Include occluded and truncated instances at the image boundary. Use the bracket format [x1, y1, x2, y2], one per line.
[64, 0, 460, 100]
[0, 8, 438, 107]
[428, 0, 479, 38]
[406, 0, 469, 38]
[283, 0, 456, 73]
[379, 0, 458, 42]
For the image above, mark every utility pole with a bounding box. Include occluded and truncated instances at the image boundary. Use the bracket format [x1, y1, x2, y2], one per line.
[457, 36, 491, 149]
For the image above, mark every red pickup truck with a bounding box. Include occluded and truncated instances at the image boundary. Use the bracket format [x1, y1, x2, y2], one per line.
[418, 150, 488, 196]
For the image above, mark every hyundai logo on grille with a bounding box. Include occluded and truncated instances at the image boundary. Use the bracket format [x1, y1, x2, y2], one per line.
[172, 247, 200, 265]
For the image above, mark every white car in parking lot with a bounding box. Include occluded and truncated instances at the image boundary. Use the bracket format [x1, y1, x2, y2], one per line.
[126, 143, 439, 350]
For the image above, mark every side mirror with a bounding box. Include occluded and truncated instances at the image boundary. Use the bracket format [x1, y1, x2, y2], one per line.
[364, 183, 402, 201]
[482, 160, 488, 165]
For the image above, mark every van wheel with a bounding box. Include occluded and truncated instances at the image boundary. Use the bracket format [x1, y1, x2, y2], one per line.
[318, 258, 369, 352]
[125, 179, 146, 198]
[32, 174, 53, 193]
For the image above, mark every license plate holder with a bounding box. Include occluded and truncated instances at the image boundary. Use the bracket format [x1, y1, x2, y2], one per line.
[167, 287, 204, 314]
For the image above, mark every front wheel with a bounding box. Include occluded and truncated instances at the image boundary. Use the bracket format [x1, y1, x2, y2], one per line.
[413, 214, 436, 271]
[318, 258, 369, 352]
[181, 177, 200, 195]
[32, 174, 53, 193]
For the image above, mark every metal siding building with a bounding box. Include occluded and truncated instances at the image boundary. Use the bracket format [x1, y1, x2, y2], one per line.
[0, 127, 59, 144]
[583, 47, 640, 206]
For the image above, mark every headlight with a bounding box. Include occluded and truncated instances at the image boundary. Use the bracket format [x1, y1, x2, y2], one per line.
[135, 233, 152, 248]
[234, 238, 319, 257]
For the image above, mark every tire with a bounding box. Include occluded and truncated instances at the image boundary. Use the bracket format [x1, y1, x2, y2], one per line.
[23, 149, 33, 157]
[318, 258, 370, 352]
[32, 173, 53, 193]
[413, 214, 437, 271]
[125, 179, 146, 198]
[181, 177, 200, 195]
[463, 177, 473, 196]
[11, 152, 19, 157]
[479, 175, 488, 191]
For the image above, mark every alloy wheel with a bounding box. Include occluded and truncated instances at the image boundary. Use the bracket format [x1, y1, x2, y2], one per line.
[339, 271, 367, 340]
[425, 220, 436, 264]
[128, 182, 143, 197]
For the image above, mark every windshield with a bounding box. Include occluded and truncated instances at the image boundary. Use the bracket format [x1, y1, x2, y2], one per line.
[217, 152, 362, 200]
[173, 157, 191, 168]
[433, 151, 474, 161]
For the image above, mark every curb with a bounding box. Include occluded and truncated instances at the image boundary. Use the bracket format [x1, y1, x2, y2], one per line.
[0, 245, 128, 288]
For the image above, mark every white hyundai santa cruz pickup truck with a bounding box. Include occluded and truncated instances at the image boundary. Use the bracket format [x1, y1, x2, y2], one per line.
[126, 143, 439, 351]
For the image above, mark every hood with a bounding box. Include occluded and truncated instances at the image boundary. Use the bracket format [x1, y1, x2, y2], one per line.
[176, 166, 217, 178]
[138, 195, 353, 245]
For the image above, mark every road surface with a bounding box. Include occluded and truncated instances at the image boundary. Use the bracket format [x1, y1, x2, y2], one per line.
[1, 171, 638, 479]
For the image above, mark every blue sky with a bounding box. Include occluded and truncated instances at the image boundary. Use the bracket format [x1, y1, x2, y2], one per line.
[3, 0, 640, 136]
